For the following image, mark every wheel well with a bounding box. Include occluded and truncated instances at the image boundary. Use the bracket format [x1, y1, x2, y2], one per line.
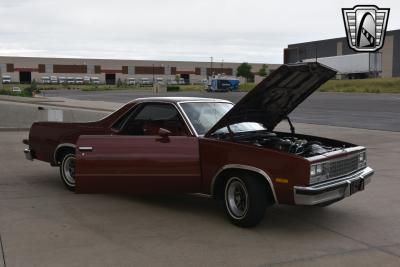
[213, 168, 276, 205]
[54, 146, 75, 165]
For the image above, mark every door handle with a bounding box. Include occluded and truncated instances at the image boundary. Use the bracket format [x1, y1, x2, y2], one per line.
[78, 146, 93, 152]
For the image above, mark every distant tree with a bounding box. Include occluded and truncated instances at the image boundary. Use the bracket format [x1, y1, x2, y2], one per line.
[236, 62, 253, 82]
[31, 79, 38, 91]
[117, 78, 123, 87]
[24, 79, 38, 97]
[257, 64, 269, 77]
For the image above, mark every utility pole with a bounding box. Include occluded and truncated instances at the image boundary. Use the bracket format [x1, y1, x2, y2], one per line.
[221, 59, 224, 75]
[210, 56, 213, 78]
[152, 64, 155, 83]
[0, 65, 2, 90]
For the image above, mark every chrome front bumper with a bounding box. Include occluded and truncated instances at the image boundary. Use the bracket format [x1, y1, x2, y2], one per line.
[294, 167, 374, 205]
[24, 148, 34, 160]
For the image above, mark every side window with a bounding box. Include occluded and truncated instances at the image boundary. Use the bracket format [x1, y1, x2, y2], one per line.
[111, 106, 138, 131]
[119, 103, 190, 136]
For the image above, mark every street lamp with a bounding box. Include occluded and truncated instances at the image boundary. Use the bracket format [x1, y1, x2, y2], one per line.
[210, 56, 213, 78]
[0, 65, 2, 90]
[152, 64, 155, 83]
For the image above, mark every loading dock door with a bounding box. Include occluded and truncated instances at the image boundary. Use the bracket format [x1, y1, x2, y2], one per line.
[19, 72, 32, 84]
[105, 74, 116, 85]
[180, 74, 189, 84]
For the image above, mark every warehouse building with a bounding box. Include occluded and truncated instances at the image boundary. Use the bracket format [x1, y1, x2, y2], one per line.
[0, 56, 280, 84]
[284, 29, 400, 78]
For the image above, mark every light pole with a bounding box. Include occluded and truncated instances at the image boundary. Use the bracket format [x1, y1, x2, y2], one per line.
[0, 65, 2, 90]
[152, 64, 155, 83]
[210, 56, 213, 78]
[221, 59, 224, 75]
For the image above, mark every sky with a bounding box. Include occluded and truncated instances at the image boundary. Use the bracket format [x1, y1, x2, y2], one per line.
[0, 0, 399, 63]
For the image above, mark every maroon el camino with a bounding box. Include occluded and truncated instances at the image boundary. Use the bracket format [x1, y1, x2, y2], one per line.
[23, 62, 374, 227]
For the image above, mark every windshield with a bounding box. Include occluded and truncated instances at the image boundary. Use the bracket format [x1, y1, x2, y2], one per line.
[213, 122, 267, 135]
[180, 102, 233, 135]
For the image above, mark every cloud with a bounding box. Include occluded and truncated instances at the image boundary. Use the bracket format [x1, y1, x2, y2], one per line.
[0, 0, 398, 63]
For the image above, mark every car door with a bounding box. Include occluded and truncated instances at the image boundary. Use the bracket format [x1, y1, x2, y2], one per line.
[75, 102, 201, 194]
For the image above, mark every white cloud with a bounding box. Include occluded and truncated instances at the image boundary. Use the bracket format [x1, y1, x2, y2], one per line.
[0, 0, 398, 63]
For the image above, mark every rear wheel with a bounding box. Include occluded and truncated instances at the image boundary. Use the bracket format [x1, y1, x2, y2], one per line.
[60, 153, 76, 191]
[223, 174, 268, 227]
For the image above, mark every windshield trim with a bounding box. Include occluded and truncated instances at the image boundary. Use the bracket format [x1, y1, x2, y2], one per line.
[177, 100, 233, 137]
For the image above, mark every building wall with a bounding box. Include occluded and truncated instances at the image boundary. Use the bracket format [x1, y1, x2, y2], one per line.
[0, 56, 281, 84]
[285, 29, 400, 77]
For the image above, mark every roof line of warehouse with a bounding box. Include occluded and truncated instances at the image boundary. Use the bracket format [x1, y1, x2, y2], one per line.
[0, 55, 281, 66]
[288, 28, 400, 47]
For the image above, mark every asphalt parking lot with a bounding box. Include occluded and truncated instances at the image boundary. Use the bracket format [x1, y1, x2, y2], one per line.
[43, 90, 400, 132]
[1, 121, 400, 266]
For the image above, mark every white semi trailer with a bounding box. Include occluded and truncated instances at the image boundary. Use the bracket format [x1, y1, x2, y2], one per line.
[303, 53, 382, 79]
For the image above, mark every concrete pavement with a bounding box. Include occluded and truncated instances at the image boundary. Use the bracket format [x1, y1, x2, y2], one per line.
[0, 124, 400, 266]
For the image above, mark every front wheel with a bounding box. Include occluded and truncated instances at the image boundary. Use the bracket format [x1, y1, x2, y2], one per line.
[223, 175, 267, 227]
[60, 153, 76, 191]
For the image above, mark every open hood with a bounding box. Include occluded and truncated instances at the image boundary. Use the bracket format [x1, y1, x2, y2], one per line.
[205, 62, 337, 136]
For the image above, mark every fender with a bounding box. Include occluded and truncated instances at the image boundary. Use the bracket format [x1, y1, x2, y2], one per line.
[210, 164, 278, 203]
[53, 143, 76, 164]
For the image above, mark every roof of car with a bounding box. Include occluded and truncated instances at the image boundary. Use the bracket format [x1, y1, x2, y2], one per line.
[132, 97, 232, 104]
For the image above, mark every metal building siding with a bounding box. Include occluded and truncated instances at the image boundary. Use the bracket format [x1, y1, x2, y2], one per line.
[391, 30, 400, 77]
[53, 65, 87, 74]
[286, 30, 399, 76]
[287, 39, 340, 63]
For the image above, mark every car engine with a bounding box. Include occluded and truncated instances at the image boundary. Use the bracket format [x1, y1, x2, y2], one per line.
[226, 132, 342, 158]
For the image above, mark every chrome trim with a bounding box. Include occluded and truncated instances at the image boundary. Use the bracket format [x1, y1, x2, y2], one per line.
[309, 151, 365, 185]
[24, 148, 33, 160]
[172, 102, 196, 137]
[307, 146, 365, 162]
[176, 102, 199, 137]
[210, 164, 278, 203]
[53, 143, 76, 163]
[294, 166, 374, 205]
[78, 146, 93, 152]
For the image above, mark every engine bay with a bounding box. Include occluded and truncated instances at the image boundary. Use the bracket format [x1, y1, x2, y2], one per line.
[214, 131, 350, 158]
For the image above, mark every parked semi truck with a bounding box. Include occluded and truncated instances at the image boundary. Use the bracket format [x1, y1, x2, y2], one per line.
[303, 53, 382, 79]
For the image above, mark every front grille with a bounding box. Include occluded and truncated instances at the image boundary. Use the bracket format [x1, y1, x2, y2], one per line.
[325, 153, 360, 179]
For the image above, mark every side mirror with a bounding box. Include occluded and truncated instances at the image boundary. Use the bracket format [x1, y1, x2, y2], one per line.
[158, 128, 171, 138]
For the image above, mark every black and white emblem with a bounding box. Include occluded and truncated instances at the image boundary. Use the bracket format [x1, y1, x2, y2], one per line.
[342, 5, 390, 52]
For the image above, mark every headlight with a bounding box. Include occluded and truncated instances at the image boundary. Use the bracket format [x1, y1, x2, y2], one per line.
[359, 151, 367, 168]
[309, 163, 326, 184]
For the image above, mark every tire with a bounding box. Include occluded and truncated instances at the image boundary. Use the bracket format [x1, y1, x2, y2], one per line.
[60, 153, 76, 191]
[223, 174, 268, 227]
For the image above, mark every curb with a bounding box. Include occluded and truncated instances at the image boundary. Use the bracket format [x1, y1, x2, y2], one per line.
[0, 98, 115, 112]
[0, 127, 30, 132]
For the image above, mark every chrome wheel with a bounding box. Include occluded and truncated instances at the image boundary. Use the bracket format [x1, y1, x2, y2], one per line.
[225, 177, 249, 219]
[62, 154, 76, 187]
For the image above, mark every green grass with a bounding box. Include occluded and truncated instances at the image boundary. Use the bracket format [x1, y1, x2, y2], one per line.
[239, 83, 256, 92]
[319, 78, 400, 93]
[0, 85, 33, 97]
[238, 78, 400, 93]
